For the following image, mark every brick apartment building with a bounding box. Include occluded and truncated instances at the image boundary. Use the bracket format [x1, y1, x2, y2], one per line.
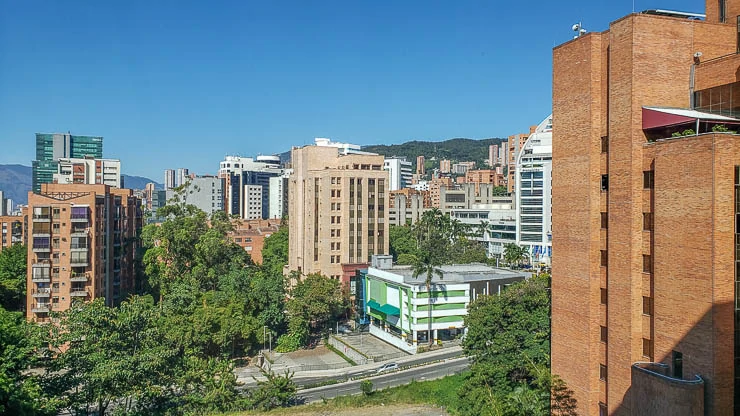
[288, 141, 390, 284]
[464, 169, 505, 192]
[552, 2, 740, 415]
[27, 184, 141, 322]
[227, 218, 281, 264]
[0, 213, 25, 251]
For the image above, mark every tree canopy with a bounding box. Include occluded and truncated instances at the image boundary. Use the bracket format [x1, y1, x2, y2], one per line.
[0, 244, 27, 311]
[459, 274, 576, 415]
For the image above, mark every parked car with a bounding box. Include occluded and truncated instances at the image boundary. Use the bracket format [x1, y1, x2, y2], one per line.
[376, 362, 399, 374]
[338, 324, 352, 334]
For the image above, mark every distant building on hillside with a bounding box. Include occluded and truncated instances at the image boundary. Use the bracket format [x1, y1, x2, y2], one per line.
[383, 157, 413, 191]
[416, 156, 425, 175]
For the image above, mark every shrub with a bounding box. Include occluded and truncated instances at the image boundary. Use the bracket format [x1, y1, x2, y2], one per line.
[360, 380, 373, 396]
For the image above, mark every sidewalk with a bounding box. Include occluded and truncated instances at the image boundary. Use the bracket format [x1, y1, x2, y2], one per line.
[236, 345, 463, 384]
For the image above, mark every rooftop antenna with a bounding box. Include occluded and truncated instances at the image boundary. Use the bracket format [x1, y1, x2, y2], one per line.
[572, 22, 587, 39]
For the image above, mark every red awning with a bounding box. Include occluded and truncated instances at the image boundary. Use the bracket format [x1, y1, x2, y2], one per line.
[642, 106, 740, 130]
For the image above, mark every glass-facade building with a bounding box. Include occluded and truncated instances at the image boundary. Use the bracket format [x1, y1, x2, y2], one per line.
[32, 133, 103, 193]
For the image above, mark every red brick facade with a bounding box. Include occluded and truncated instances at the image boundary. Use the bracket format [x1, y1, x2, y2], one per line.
[552, 3, 740, 414]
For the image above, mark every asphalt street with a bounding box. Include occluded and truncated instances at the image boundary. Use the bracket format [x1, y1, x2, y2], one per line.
[297, 357, 470, 403]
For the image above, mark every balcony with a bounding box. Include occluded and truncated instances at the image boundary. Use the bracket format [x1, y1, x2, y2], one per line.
[70, 289, 89, 298]
[70, 259, 89, 267]
[32, 225, 51, 236]
[70, 273, 89, 283]
[31, 304, 50, 313]
[71, 228, 89, 237]
[32, 214, 51, 222]
[32, 288, 52, 298]
[70, 215, 89, 223]
[32, 244, 51, 253]
[31, 267, 51, 283]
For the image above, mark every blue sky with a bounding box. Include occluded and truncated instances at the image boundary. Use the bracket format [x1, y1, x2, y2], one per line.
[0, 0, 701, 180]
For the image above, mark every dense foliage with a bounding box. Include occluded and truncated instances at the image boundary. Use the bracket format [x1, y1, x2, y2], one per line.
[277, 273, 349, 352]
[459, 274, 576, 415]
[0, 244, 27, 311]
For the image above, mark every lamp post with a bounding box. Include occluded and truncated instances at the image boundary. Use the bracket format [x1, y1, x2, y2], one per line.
[263, 325, 268, 352]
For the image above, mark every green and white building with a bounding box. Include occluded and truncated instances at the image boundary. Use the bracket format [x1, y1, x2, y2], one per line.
[356, 255, 526, 353]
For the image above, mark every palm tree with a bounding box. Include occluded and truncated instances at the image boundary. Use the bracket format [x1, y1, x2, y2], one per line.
[503, 243, 530, 267]
[476, 220, 490, 239]
[412, 255, 443, 348]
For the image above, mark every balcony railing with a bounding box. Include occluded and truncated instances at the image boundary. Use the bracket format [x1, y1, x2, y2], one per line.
[70, 290, 89, 298]
[71, 214, 89, 222]
[70, 258, 89, 267]
[71, 228, 89, 236]
[70, 273, 88, 282]
[32, 215, 51, 222]
[31, 275, 51, 283]
[32, 288, 52, 298]
[32, 244, 50, 253]
[32, 304, 50, 313]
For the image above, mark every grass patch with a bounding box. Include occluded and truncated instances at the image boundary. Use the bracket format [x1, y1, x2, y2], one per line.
[227, 372, 468, 415]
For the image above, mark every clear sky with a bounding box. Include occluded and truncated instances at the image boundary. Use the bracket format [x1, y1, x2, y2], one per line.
[0, 0, 702, 180]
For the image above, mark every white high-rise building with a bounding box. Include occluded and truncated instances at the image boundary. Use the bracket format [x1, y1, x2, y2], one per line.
[244, 185, 263, 220]
[218, 155, 285, 219]
[54, 158, 122, 188]
[383, 157, 413, 191]
[268, 173, 290, 219]
[515, 114, 553, 265]
[176, 168, 190, 187]
[164, 169, 176, 190]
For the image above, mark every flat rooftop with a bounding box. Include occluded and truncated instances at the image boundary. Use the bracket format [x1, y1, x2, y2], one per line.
[369, 263, 527, 285]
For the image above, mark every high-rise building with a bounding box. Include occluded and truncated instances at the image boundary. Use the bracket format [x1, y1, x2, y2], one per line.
[440, 159, 452, 174]
[416, 156, 425, 175]
[464, 169, 506, 192]
[27, 183, 141, 322]
[288, 139, 390, 283]
[53, 157, 121, 188]
[176, 168, 190, 188]
[514, 115, 552, 265]
[0, 191, 8, 216]
[164, 169, 176, 190]
[219, 155, 285, 220]
[383, 157, 413, 191]
[552, 4, 740, 415]
[33, 133, 103, 193]
[268, 174, 290, 219]
[166, 176, 224, 216]
[506, 133, 528, 193]
[488, 144, 499, 167]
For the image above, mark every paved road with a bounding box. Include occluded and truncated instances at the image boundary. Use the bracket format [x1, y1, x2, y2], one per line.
[297, 357, 470, 403]
[292, 347, 464, 388]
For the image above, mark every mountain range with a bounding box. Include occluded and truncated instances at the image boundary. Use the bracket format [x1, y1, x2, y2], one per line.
[0, 164, 161, 206]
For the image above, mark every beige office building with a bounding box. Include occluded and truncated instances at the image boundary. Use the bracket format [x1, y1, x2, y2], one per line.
[288, 143, 390, 284]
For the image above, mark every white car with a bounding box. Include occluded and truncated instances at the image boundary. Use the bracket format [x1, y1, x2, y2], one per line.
[376, 362, 399, 374]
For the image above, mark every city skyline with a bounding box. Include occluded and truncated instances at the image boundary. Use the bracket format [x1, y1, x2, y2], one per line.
[0, 0, 702, 179]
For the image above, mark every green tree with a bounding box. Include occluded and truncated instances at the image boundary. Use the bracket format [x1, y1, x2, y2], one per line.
[492, 185, 508, 196]
[0, 244, 27, 311]
[248, 369, 296, 411]
[0, 306, 57, 416]
[503, 243, 529, 267]
[280, 273, 347, 351]
[389, 225, 420, 261]
[45, 296, 245, 415]
[459, 274, 576, 415]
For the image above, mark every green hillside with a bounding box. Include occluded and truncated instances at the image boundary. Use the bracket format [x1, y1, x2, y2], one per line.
[362, 137, 505, 172]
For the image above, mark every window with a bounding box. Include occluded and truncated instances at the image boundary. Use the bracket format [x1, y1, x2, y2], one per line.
[672, 351, 683, 379]
[600, 212, 608, 229]
[643, 254, 653, 273]
[601, 175, 609, 191]
[600, 250, 608, 267]
[642, 296, 653, 316]
[643, 212, 654, 231]
[642, 338, 653, 358]
[643, 171, 654, 189]
[599, 364, 607, 381]
[601, 136, 609, 153]
[600, 288, 608, 304]
[600, 326, 608, 343]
